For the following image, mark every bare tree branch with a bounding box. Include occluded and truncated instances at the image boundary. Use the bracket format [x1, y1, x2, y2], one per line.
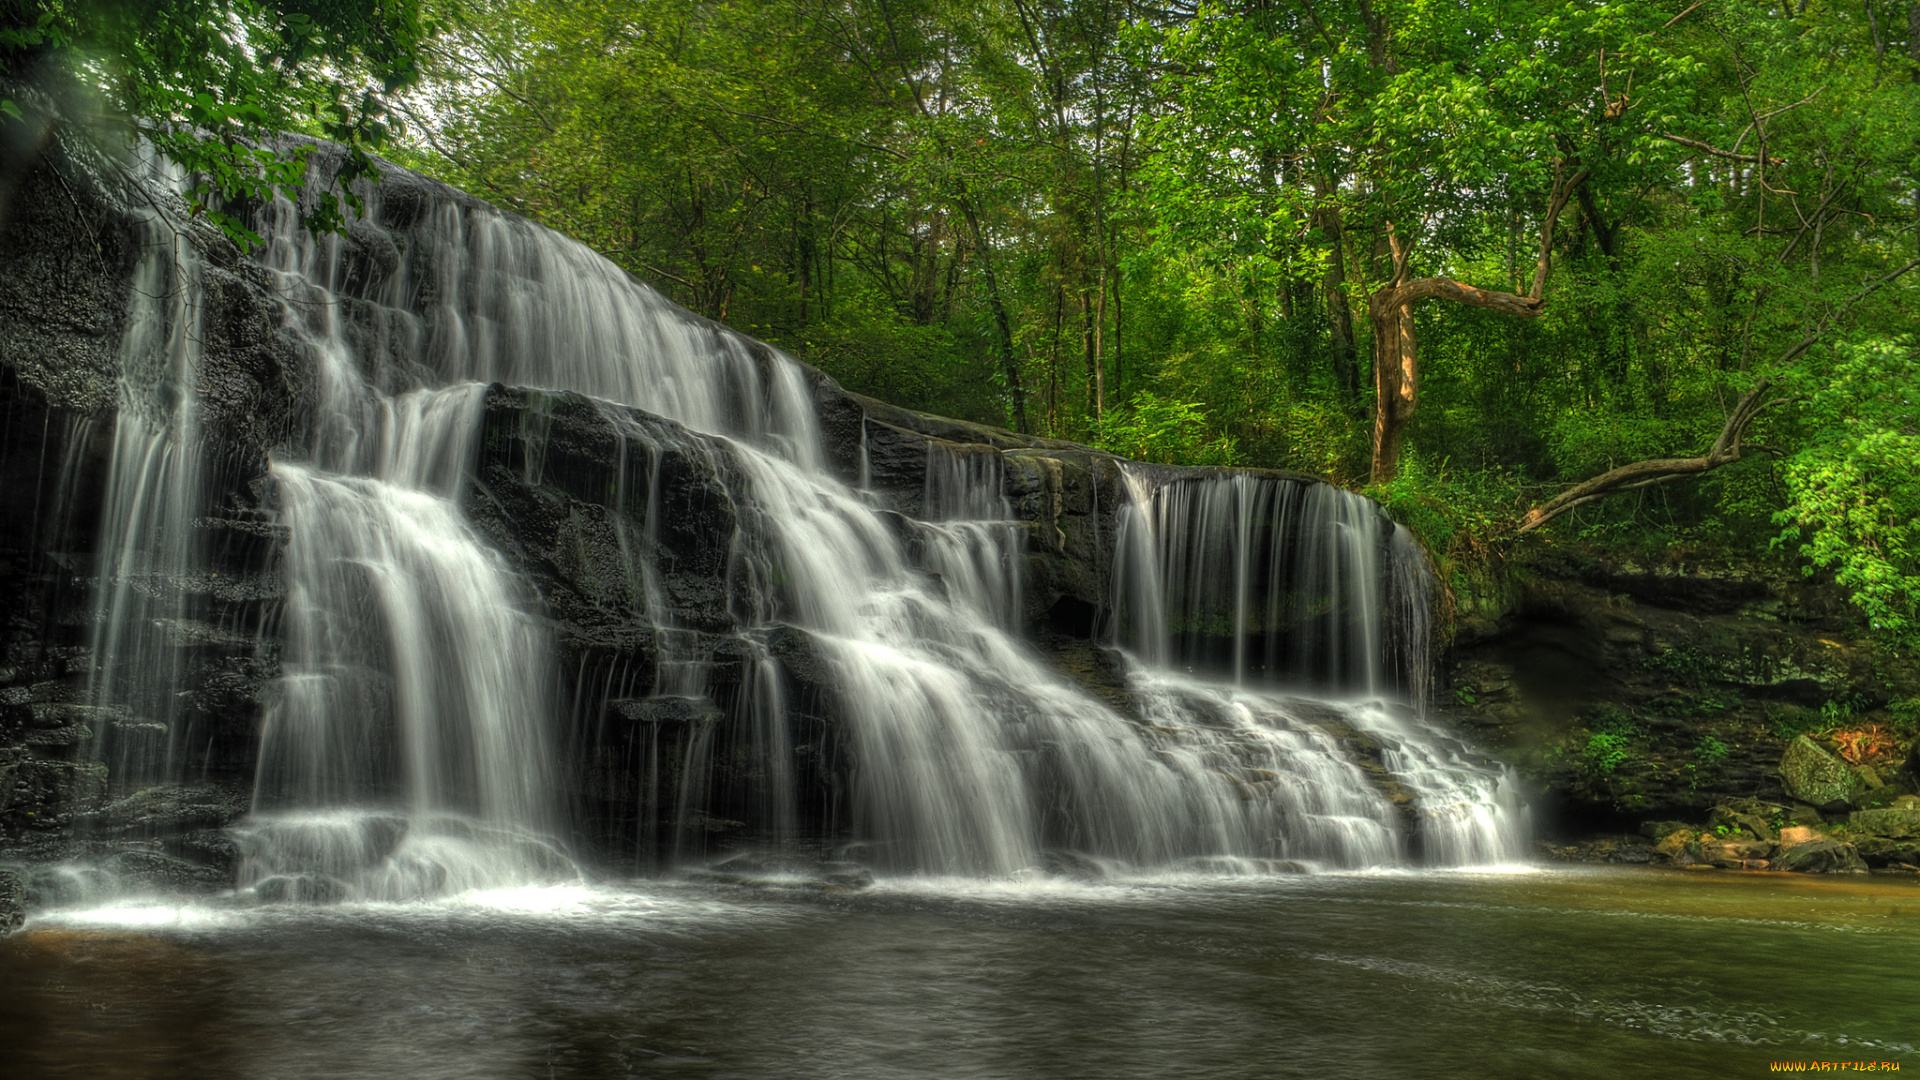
[1516, 258, 1920, 533]
[1659, 133, 1784, 165]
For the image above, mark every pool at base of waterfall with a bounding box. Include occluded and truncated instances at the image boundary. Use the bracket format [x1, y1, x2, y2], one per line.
[4, 868, 1917, 1079]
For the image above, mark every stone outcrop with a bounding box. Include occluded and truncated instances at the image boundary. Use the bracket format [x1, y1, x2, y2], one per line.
[1442, 547, 1919, 840]
[1779, 736, 1867, 812]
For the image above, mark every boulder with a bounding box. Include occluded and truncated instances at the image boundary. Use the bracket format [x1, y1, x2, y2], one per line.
[1779, 736, 1866, 811]
[1773, 838, 1867, 873]
[1778, 824, 1825, 846]
[1700, 838, 1775, 867]
[1653, 828, 1703, 864]
[1707, 804, 1777, 841]
[1846, 808, 1920, 839]
[1856, 785, 1919, 811]
[89, 782, 250, 836]
[1850, 835, 1920, 868]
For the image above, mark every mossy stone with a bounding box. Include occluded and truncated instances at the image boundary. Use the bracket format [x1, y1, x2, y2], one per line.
[1779, 736, 1866, 811]
[1848, 808, 1920, 839]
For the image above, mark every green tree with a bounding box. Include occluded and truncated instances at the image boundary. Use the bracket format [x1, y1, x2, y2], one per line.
[1, 0, 442, 244]
[1774, 338, 1920, 647]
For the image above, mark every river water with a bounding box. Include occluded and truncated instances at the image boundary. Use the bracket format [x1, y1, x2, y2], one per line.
[5, 868, 1916, 1078]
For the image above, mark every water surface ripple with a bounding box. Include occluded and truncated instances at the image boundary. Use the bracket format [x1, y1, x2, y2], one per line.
[5, 867, 1917, 1079]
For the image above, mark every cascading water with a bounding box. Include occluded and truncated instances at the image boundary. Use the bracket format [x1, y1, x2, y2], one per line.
[85, 156, 210, 788]
[80, 144, 1526, 895]
[1109, 468, 1529, 864]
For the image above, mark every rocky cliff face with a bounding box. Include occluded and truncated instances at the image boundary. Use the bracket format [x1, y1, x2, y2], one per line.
[1, 120, 287, 911]
[1440, 548, 1920, 867]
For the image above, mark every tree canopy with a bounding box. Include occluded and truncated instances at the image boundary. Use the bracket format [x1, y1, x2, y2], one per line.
[1, 0, 441, 241]
[8, 0, 1920, 645]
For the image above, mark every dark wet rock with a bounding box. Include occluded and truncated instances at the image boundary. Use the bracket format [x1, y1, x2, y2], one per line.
[1850, 835, 1920, 869]
[607, 696, 726, 736]
[19, 864, 116, 909]
[1640, 820, 1692, 841]
[1707, 803, 1779, 842]
[0, 100, 289, 888]
[765, 625, 835, 697]
[1538, 835, 1658, 864]
[1773, 838, 1867, 874]
[1856, 786, 1920, 812]
[250, 873, 351, 904]
[163, 829, 241, 875]
[89, 782, 250, 836]
[1440, 543, 1919, 844]
[1043, 849, 1111, 879]
[103, 848, 234, 891]
[5, 760, 108, 826]
[0, 868, 24, 935]
[688, 851, 874, 890]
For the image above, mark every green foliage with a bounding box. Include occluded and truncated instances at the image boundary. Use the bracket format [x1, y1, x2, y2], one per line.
[1820, 696, 1862, 729]
[1695, 735, 1730, 767]
[1095, 392, 1237, 467]
[2, 0, 441, 246]
[1644, 645, 1716, 688]
[1580, 705, 1641, 778]
[1889, 697, 1920, 740]
[1767, 703, 1828, 742]
[1774, 340, 1920, 650]
[1363, 455, 1524, 565]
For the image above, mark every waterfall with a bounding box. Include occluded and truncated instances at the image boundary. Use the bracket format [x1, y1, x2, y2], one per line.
[84, 155, 210, 789]
[77, 145, 1526, 894]
[1109, 467, 1529, 864]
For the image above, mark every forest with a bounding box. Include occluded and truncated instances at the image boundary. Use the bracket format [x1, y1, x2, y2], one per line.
[4, 0, 1918, 644]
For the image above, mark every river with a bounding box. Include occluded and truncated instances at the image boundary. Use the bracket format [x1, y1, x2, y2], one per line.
[5, 867, 1916, 1078]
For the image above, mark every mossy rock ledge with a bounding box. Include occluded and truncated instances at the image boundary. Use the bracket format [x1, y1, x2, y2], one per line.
[1443, 545, 1919, 870]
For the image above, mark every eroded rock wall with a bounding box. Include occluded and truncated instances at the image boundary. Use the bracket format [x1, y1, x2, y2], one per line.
[1441, 547, 1920, 862]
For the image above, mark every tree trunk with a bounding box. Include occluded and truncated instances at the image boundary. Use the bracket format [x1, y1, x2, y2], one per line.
[1366, 274, 1547, 481]
[1318, 206, 1360, 405]
[965, 215, 1028, 433]
[1366, 168, 1588, 482]
[1368, 293, 1416, 480]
